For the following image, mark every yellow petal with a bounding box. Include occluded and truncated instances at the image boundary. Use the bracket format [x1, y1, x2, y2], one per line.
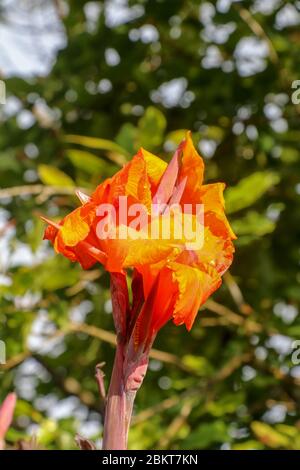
[170, 261, 221, 330]
[60, 209, 90, 246]
[200, 183, 237, 240]
[140, 148, 167, 186]
[179, 131, 205, 204]
[125, 154, 152, 211]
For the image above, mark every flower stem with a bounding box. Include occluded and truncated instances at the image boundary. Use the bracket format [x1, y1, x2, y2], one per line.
[102, 343, 129, 450]
[102, 340, 150, 450]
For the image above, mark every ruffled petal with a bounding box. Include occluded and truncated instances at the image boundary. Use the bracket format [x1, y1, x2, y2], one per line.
[139, 148, 167, 191]
[93, 151, 154, 211]
[200, 183, 237, 240]
[170, 262, 221, 330]
[178, 131, 205, 206]
[60, 210, 90, 247]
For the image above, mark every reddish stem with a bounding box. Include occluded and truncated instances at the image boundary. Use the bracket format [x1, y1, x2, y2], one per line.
[102, 341, 150, 450]
[102, 343, 128, 450]
[102, 273, 153, 449]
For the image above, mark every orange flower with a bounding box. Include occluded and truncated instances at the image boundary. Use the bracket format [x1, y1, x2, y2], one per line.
[43, 131, 236, 450]
[43, 132, 235, 340]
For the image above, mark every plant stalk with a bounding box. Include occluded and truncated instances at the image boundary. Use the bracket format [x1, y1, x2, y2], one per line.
[102, 340, 149, 450]
[102, 343, 129, 450]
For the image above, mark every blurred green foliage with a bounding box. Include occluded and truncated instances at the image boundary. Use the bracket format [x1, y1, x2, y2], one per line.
[0, 0, 300, 450]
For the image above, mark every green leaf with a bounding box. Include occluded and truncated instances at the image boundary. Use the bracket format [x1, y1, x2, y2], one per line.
[64, 134, 130, 161]
[138, 106, 167, 150]
[286, 325, 300, 336]
[280, 147, 299, 164]
[38, 164, 75, 187]
[27, 217, 45, 252]
[232, 211, 276, 236]
[204, 125, 224, 141]
[0, 151, 20, 172]
[225, 171, 280, 213]
[9, 257, 80, 294]
[116, 123, 138, 154]
[182, 354, 213, 376]
[37, 419, 59, 446]
[5, 428, 27, 443]
[232, 440, 264, 450]
[165, 129, 188, 146]
[251, 422, 290, 449]
[66, 149, 105, 174]
[276, 424, 299, 438]
[182, 420, 229, 449]
[206, 392, 245, 417]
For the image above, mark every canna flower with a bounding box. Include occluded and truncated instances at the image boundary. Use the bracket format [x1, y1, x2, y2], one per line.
[0, 393, 17, 450]
[44, 132, 235, 333]
[43, 132, 236, 449]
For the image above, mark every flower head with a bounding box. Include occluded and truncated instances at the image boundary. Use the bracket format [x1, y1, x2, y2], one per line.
[43, 132, 235, 346]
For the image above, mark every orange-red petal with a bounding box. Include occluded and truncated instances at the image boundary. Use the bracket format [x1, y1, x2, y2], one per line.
[170, 261, 221, 330]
